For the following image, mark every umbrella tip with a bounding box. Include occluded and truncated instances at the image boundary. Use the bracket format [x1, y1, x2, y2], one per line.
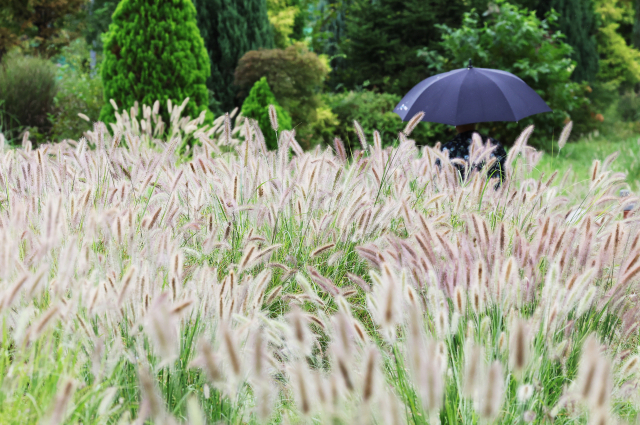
[468, 59, 473, 69]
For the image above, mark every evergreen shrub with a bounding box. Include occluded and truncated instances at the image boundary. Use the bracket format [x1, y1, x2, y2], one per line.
[99, 0, 210, 126]
[241, 76, 292, 150]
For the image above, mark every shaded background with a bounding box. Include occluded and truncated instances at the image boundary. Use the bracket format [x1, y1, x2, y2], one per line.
[1, 0, 639, 151]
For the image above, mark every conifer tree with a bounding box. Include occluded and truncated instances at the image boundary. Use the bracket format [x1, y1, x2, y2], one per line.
[241, 76, 291, 150]
[99, 0, 210, 124]
[193, 0, 274, 114]
[338, 0, 467, 96]
[543, 0, 600, 82]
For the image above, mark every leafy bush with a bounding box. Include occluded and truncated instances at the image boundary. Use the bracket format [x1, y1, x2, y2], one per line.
[266, 0, 306, 48]
[614, 90, 640, 133]
[0, 52, 58, 144]
[99, 0, 210, 126]
[419, 0, 596, 146]
[84, 0, 119, 51]
[324, 90, 445, 153]
[241, 76, 292, 150]
[593, 0, 640, 93]
[51, 39, 104, 141]
[234, 43, 331, 148]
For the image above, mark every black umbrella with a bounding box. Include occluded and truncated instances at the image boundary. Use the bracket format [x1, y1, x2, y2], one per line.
[394, 60, 551, 125]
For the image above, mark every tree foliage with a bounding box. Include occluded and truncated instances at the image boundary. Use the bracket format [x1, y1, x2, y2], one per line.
[546, 0, 599, 82]
[593, 0, 640, 92]
[336, 0, 468, 96]
[99, 0, 210, 125]
[241, 76, 292, 150]
[194, 0, 274, 115]
[234, 43, 331, 146]
[420, 0, 594, 144]
[0, 0, 87, 61]
[470, 0, 600, 82]
[84, 0, 118, 51]
[266, 0, 306, 48]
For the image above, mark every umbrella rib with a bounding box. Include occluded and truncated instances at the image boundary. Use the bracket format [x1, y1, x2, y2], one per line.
[454, 72, 470, 125]
[406, 69, 463, 124]
[475, 72, 518, 122]
[480, 71, 532, 121]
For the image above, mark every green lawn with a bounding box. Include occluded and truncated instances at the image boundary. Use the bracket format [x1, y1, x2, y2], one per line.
[534, 133, 640, 190]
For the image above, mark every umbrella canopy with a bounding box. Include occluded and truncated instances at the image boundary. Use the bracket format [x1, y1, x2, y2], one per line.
[394, 61, 551, 125]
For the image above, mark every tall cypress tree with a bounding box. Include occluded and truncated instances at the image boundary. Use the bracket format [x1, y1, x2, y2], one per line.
[99, 0, 210, 124]
[193, 0, 274, 115]
[544, 0, 599, 82]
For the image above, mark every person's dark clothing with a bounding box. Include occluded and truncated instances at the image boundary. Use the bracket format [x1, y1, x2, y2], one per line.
[435, 130, 507, 184]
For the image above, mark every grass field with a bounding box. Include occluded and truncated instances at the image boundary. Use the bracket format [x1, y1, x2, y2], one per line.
[0, 105, 639, 425]
[536, 134, 640, 189]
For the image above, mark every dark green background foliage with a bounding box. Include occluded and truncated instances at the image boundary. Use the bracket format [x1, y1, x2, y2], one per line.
[335, 0, 469, 96]
[0, 0, 87, 61]
[234, 43, 330, 146]
[0, 52, 58, 143]
[420, 0, 594, 145]
[635, 0, 640, 49]
[99, 0, 210, 124]
[543, 0, 599, 83]
[193, 0, 274, 115]
[323, 91, 445, 153]
[85, 0, 119, 51]
[2, 0, 638, 150]
[241, 76, 292, 150]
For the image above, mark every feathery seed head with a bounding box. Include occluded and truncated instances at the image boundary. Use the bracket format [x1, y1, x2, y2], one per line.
[268, 105, 278, 131]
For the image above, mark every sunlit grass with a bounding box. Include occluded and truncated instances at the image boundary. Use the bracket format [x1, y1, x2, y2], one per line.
[0, 104, 639, 425]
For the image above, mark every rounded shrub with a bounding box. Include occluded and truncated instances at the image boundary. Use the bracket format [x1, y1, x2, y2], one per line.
[234, 43, 330, 147]
[99, 0, 210, 125]
[241, 76, 292, 150]
[0, 52, 58, 144]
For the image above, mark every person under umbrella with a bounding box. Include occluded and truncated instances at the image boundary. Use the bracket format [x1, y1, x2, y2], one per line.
[436, 122, 507, 184]
[394, 60, 551, 186]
